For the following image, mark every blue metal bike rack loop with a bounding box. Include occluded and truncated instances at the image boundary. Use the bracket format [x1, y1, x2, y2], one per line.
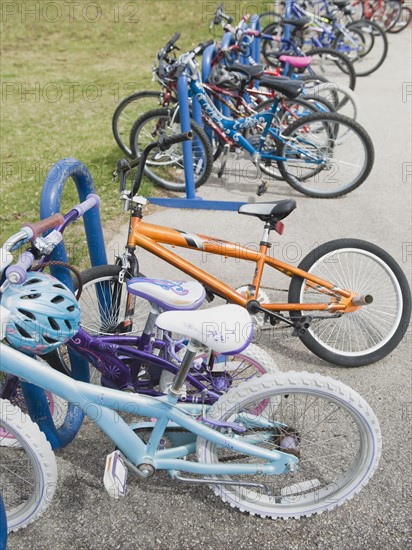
[21, 158, 108, 449]
[148, 69, 246, 211]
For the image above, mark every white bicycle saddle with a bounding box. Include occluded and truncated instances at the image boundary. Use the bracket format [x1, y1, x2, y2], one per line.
[127, 278, 205, 311]
[155, 304, 254, 354]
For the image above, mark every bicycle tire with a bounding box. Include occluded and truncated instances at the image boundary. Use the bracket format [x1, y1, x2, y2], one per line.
[305, 48, 357, 91]
[333, 20, 388, 77]
[130, 108, 213, 191]
[288, 239, 412, 366]
[252, 98, 322, 181]
[303, 81, 360, 121]
[387, 5, 411, 32]
[261, 20, 284, 66]
[276, 112, 374, 198]
[382, 0, 402, 30]
[197, 371, 382, 518]
[0, 370, 67, 447]
[112, 90, 171, 156]
[0, 398, 58, 532]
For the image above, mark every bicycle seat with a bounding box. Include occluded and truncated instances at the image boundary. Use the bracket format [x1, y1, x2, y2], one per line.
[127, 278, 205, 311]
[279, 55, 313, 69]
[281, 16, 312, 28]
[156, 304, 253, 354]
[238, 200, 296, 222]
[258, 76, 303, 98]
[226, 63, 265, 79]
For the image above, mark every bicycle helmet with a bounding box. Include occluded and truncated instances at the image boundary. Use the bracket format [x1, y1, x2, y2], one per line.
[1, 272, 80, 355]
[208, 65, 249, 90]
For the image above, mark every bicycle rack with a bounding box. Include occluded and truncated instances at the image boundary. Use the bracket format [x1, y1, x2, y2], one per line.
[0, 494, 6, 550]
[21, 158, 108, 450]
[148, 15, 261, 212]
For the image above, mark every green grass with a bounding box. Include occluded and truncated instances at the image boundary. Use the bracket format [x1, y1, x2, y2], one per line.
[0, 0, 225, 265]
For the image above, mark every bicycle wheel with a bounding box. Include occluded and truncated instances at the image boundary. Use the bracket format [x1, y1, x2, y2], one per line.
[276, 112, 374, 198]
[130, 108, 213, 191]
[112, 91, 170, 156]
[303, 82, 360, 121]
[261, 21, 284, 66]
[0, 370, 67, 446]
[388, 6, 412, 32]
[382, 0, 402, 30]
[197, 371, 381, 518]
[288, 239, 412, 366]
[305, 48, 357, 91]
[77, 264, 150, 336]
[333, 20, 388, 77]
[251, 98, 321, 181]
[0, 399, 57, 532]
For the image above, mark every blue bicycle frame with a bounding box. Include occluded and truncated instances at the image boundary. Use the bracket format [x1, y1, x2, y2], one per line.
[188, 76, 323, 165]
[1, 343, 297, 477]
[0, 494, 6, 550]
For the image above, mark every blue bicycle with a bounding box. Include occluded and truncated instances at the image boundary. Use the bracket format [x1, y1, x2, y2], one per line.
[130, 40, 374, 198]
[0, 225, 382, 518]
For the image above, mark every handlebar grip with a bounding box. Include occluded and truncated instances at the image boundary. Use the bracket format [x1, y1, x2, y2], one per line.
[193, 39, 215, 56]
[5, 251, 35, 284]
[22, 213, 64, 240]
[165, 32, 180, 51]
[158, 131, 193, 151]
[72, 194, 101, 217]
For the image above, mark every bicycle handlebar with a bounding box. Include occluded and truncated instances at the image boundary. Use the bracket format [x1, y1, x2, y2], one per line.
[0, 195, 101, 281]
[160, 32, 181, 56]
[71, 194, 100, 217]
[22, 213, 64, 240]
[158, 130, 192, 151]
[5, 251, 35, 284]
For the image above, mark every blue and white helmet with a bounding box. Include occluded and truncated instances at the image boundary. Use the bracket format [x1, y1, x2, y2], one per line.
[1, 272, 80, 355]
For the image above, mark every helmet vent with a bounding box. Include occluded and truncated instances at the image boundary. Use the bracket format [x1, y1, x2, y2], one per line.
[21, 293, 41, 300]
[48, 317, 60, 330]
[53, 283, 66, 290]
[65, 320, 72, 330]
[44, 335, 58, 344]
[16, 324, 32, 338]
[51, 295, 64, 304]
[23, 278, 42, 286]
[67, 305, 75, 312]
[18, 308, 36, 320]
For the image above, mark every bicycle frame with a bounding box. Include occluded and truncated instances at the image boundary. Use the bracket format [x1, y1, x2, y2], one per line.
[187, 70, 323, 166]
[1, 343, 296, 476]
[125, 216, 358, 314]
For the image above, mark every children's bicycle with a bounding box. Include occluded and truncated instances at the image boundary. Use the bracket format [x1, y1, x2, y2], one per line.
[0, 276, 382, 520]
[102, 135, 411, 368]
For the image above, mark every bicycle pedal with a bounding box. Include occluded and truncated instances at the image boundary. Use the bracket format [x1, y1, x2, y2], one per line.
[103, 450, 128, 499]
[256, 181, 269, 196]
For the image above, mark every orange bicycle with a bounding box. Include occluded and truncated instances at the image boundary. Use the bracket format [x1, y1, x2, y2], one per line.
[78, 136, 411, 368]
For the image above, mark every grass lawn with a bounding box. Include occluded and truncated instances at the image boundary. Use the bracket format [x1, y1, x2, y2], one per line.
[1, 0, 244, 264]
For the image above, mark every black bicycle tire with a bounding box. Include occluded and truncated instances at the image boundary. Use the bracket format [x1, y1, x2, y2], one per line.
[305, 47, 357, 91]
[276, 112, 374, 198]
[288, 239, 412, 366]
[112, 91, 169, 156]
[130, 108, 213, 191]
[333, 20, 388, 77]
[387, 5, 411, 32]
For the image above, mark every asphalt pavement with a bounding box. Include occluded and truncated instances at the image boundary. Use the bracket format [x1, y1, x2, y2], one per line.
[7, 29, 412, 550]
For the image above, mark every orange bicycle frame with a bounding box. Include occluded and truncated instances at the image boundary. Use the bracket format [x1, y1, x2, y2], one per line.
[126, 217, 360, 315]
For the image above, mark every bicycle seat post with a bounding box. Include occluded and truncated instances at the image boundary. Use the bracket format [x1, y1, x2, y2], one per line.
[168, 340, 201, 399]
